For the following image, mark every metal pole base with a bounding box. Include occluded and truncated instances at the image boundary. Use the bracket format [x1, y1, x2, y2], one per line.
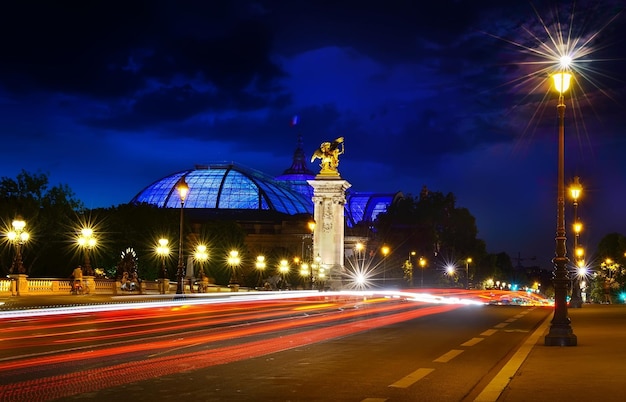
[545, 325, 577, 346]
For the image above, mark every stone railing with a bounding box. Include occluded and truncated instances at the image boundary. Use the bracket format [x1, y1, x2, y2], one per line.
[1, 275, 236, 297]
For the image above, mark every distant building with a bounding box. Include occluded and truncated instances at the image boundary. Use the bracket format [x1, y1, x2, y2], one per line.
[130, 135, 399, 267]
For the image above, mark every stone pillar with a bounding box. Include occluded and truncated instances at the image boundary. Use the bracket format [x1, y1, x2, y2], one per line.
[159, 279, 170, 294]
[8, 274, 29, 296]
[83, 275, 95, 294]
[308, 177, 351, 290]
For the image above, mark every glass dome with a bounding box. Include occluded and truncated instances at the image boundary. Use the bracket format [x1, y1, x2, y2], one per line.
[131, 163, 314, 215]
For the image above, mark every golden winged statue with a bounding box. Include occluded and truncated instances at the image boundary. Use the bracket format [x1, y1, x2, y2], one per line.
[311, 137, 344, 175]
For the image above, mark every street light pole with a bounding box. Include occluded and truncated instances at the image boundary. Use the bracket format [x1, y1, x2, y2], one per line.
[569, 177, 583, 308]
[465, 257, 472, 290]
[256, 255, 266, 288]
[381, 245, 390, 287]
[227, 250, 241, 290]
[175, 176, 189, 295]
[545, 68, 577, 346]
[419, 257, 426, 288]
[78, 228, 97, 276]
[408, 251, 416, 287]
[7, 216, 29, 274]
[157, 238, 170, 294]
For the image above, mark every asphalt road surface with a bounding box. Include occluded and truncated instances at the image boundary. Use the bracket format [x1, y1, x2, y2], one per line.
[0, 292, 552, 401]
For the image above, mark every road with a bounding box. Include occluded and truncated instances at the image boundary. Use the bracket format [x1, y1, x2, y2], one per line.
[0, 290, 552, 401]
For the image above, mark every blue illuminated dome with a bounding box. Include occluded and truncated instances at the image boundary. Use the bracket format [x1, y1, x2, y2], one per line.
[131, 163, 313, 215]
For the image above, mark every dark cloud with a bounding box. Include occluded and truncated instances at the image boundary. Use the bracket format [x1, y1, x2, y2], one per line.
[1, 0, 625, 266]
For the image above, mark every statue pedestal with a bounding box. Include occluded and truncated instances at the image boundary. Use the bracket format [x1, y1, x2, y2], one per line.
[308, 177, 351, 290]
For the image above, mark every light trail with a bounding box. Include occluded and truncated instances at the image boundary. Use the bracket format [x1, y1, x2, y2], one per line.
[0, 297, 432, 372]
[0, 303, 459, 402]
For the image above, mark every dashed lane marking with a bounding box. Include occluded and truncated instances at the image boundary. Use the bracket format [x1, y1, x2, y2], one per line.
[461, 337, 484, 347]
[481, 329, 498, 336]
[433, 349, 464, 363]
[493, 322, 509, 328]
[388, 368, 435, 388]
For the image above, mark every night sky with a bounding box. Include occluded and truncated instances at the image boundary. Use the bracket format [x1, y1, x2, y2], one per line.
[1, 1, 624, 268]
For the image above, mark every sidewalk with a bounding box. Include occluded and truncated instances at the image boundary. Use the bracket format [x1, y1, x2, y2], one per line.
[498, 303, 626, 401]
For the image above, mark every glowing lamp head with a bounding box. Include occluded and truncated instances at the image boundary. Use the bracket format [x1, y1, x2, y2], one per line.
[381, 246, 390, 256]
[176, 177, 190, 203]
[570, 176, 582, 200]
[12, 218, 26, 231]
[573, 222, 583, 234]
[575, 247, 584, 258]
[559, 55, 572, 69]
[552, 72, 572, 94]
[255, 256, 266, 270]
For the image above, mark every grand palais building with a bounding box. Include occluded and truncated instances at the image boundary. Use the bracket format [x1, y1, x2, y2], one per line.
[130, 136, 400, 271]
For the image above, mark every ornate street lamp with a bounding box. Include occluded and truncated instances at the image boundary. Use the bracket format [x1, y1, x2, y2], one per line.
[255, 255, 266, 287]
[157, 238, 170, 294]
[7, 216, 29, 274]
[227, 250, 241, 289]
[175, 176, 189, 294]
[569, 177, 583, 308]
[193, 244, 209, 293]
[545, 66, 577, 346]
[194, 244, 209, 275]
[408, 251, 416, 287]
[419, 257, 426, 288]
[381, 245, 390, 287]
[278, 259, 290, 290]
[300, 262, 310, 287]
[465, 258, 472, 290]
[77, 228, 97, 276]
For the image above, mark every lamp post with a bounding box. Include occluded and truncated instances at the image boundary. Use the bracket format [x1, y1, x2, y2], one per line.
[408, 251, 416, 287]
[545, 67, 577, 346]
[227, 250, 241, 290]
[569, 177, 583, 308]
[194, 244, 208, 274]
[465, 258, 472, 290]
[157, 238, 170, 294]
[300, 262, 310, 288]
[7, 216, 29, 274]
[419, 257, 426, 288]
[312, 255, 322, 290]
[255, 255, 266, 288]
[355, 242, 364, 269]
[278, 259, 290, 290]
[175, 176, 189, 294]
[381, 245, 390, 287]
[77, 228, 97, 276]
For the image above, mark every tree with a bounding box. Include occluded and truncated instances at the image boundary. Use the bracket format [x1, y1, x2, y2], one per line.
[590, 233, 626, 303]
[87, 203, 180, 280]
[372, 187, 487, 286]
[0, 170, 83, 276]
